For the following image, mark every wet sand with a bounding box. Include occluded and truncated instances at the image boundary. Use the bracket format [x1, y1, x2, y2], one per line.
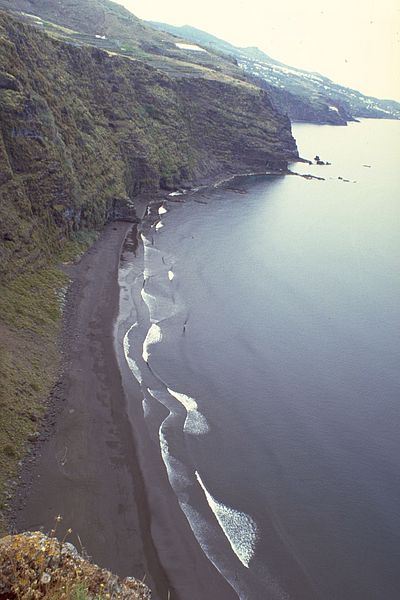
[14, 220, 237, 600]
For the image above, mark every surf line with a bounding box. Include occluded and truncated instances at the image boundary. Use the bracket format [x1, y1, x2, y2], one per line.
[166, 388, 209, 436]
[123, 322, 143, 385]
[147, 386, 259, 598]
[195, 471, 258, 569]
[142, 323, 162, 363]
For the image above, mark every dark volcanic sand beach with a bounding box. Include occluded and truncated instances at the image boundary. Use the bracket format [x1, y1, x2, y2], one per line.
[13, 220, 237, 600]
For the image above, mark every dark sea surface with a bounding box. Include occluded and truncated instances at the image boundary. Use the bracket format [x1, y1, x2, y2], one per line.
[123, 119, 400, 599]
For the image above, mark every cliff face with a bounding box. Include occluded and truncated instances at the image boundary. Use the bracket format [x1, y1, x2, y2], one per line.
[247, 76, 353, 126]
[0, 12, 297, 280]
[0, 12, 297, 520]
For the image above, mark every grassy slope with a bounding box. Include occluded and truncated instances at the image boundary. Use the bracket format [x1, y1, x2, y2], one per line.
[0, 269, 65, 518]
[0, 233, 98, 532]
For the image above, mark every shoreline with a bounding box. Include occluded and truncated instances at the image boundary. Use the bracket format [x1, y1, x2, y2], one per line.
[115, 224, 237, 600]
[123, 181, 322, 600]
[9, 167, 303, 598]
[11, 221, 170, 599]
[10, 192, 238, 599]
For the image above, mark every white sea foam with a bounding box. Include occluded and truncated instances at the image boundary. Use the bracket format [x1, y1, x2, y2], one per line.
[142, 323, 162, 362]
[168, 190, 183, 196]
[159, 427, 169, 465]
[147, 393, 274, 597]
[177, 500, 249, 599]
[158, 429, 191, 491]
[167, 388, 209, 435]
[140, 287, 159, 323]
[155, 221, 164, 230]
[195, 471, 258, 568]
[185, 410, 210, 435]
[158, 205, 167, 215]
[168, 270, 174, 281]
[123, 323, 142, 384]
[140, 285, 153, 304]
[140, 233, 152, 246]
[148, 389, 192, 491]
[142, 396, 151, 418]
[167, 387, 197, 410]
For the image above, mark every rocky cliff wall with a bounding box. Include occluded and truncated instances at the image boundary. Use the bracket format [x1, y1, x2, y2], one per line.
[0, 12, 297, 280]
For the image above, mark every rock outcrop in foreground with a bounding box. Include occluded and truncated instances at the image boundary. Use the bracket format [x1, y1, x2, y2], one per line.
[0, 532, 151, 599]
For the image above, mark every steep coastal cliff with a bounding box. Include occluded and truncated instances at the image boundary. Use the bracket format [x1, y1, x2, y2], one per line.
[0, 10, 297, 534]
[0, 12, 297, 280]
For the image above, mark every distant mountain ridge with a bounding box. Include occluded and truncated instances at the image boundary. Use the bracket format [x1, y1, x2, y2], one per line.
[3, 1, 399, 126]
[3, 1, 398, 125]
[148, 22, 400, 125]
[0, 0, 242, 79]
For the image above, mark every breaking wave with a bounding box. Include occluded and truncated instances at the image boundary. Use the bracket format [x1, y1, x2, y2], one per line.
[142, 396, 151, 418]
[140, 232, 152, 246]
[140, 287, 159, 322]
[195, 471, 258, 569]
[167, 388, 209, 435]
[123, 323, 143, 384]
[148, 388, 193, 492]
[142, 323, 162, 362]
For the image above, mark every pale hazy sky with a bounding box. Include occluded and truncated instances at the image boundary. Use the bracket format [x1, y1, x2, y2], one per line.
[119, 0, 400, 101]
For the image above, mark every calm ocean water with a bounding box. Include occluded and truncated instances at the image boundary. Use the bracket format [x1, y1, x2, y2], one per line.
[124, 119, 400, 599]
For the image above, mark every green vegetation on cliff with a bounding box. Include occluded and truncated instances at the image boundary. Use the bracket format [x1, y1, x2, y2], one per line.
[0, 11, 297, 279]
[0, 230, 97, 532]
[0, 267, 66, 529]
[0, 10, 297, 528]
